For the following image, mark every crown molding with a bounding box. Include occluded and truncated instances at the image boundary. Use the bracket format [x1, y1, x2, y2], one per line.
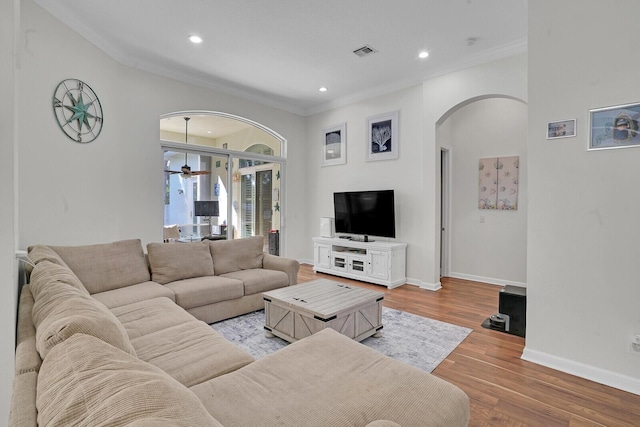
[35, 0, 526, 117]
[305, 38, 528, 116]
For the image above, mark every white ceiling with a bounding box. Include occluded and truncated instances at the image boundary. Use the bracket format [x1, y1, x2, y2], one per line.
[35, 0, 527, 116]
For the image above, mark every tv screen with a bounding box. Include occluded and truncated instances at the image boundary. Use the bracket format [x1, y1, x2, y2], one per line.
[333, 190, 395, 238]
[194, 200, 219, 217]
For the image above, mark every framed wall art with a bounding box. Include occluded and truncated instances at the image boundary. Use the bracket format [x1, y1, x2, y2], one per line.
[589, 102, 640, 150]
[479, 156, 519, 210]
[546, 119, 576, 139]
[322, 122, 346, 166]
[366, 110, 399, 161]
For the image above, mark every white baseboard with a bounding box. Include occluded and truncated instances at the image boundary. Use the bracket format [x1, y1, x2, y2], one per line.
[522, 347, 640, 396]
[405, 277, 441, 291]
[448, 271, 526, 288]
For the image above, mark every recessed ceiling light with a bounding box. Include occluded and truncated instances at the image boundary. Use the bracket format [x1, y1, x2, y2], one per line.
[189, 35, 203, 44]
[418, 51, 429, 59]
[319, 87, 328, 92]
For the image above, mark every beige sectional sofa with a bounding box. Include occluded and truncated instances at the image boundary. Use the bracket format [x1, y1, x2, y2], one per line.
[9, 237, 470, 426]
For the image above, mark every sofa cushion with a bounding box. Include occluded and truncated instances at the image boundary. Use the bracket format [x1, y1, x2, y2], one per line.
[50, 239, 151, 294]
[209, 235, 264, 275]
[164, 276, 244, 309]
[9, 371, 38, 427]
[191, 328, 470, 427]
[147, 241, 214, 284]
[130, 320, 254, 387]
[91, 281, 176, 309]
[31, 280, 136, 359]
[111, 297, 197, 340]
[27, 244, 69, 268]
[221, 268, 289, 296]
[36, 334, 223, 427]
[14, 285, 41, 375]
[29, 259, 89, 298]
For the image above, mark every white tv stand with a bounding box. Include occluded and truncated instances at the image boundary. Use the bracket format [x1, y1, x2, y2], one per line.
[312, 237, 407, 288]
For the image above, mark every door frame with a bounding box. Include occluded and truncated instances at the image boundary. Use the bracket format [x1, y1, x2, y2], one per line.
[440, 146, 452, 277]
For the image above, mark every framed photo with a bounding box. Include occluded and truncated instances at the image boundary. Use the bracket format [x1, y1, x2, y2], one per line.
[322, 122, 346, 166]
[589, 102, 640, 150]
[366, 110, 399, 161]
[547, 119, 576, 139]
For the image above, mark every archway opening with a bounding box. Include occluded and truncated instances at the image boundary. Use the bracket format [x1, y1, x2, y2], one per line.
[160, 111, 286, 253]
[436, 96, 527, 286]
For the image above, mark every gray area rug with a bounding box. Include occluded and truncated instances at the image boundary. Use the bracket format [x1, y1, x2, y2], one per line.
[212, 308, 472, 372]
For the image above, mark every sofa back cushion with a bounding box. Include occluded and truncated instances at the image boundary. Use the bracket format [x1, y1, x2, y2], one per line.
[209, 236, 264, 275]
[31, 273, 136, 359]
[37, 334, 223, 427]
[29, 259, 89, 299]
[28, 244, 69, 268]
[147, 241, 214, 284]
[50, 239, 151, 294]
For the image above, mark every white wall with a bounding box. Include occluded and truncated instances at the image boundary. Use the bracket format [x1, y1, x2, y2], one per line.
[17, 0, 307, 255]
[304, 55, 527, 289]
[5, 0, 308, 415]
[524, 0, 640, 393]
[0, 0, 18, 423]
[422, 54, 528, 287]
[305, 86, 428, 285]
[441, 98, 527, 286]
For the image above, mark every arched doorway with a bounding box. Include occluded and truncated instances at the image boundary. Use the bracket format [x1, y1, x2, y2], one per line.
[437, 96, 527, 286]
[160, 111, 286, 253]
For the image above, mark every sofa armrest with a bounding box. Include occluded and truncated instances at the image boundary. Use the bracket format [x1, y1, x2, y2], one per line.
[262, 254, 299, 286]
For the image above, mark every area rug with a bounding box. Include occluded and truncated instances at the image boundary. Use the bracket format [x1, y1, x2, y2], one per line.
[212, 308, 472, 373]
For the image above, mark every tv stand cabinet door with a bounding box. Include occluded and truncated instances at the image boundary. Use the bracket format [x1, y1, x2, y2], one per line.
[368, 250, 390, 281]
[314, 242, 331, 269]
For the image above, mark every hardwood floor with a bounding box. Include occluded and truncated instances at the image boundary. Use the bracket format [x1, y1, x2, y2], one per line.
[297, 265, 640, 427]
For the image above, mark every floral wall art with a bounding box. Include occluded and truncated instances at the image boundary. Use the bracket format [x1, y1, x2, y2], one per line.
[478, 156, 519, 210]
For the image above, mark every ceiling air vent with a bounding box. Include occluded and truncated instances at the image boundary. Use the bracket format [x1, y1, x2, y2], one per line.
[353, 45, 377, 57]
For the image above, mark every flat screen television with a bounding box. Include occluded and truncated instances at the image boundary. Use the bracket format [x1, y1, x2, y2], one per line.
[333, 190, 395, 240]
[194, 200, 219, 217]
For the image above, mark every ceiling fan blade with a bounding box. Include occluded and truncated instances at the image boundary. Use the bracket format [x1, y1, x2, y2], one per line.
[191, 171, 211, 175]
[165, 170, 182, 174]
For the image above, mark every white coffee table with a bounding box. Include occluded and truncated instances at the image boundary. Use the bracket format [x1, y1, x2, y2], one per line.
[262, 278, 384, 343]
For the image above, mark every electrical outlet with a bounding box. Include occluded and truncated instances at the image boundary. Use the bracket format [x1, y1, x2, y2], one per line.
[631, 333, 640, 355]
[480, 215, 485, 224]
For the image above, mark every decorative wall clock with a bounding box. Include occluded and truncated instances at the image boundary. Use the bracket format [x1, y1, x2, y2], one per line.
[52, 78, 103, 143]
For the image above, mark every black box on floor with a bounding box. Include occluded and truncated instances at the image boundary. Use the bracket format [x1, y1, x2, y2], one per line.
[499, 285, 526, 337]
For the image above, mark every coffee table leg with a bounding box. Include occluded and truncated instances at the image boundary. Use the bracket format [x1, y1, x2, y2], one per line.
[373, 331, 383, 338]
[264, 326, 275, 338]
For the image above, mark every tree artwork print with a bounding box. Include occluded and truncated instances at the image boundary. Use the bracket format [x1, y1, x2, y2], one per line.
[371, 119, 392, 153]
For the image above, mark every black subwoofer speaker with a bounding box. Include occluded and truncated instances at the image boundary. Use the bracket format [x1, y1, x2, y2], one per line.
[499, 285, 527, 337]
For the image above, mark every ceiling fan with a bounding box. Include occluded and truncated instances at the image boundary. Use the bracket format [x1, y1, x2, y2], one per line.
[165, 117, 211, 178]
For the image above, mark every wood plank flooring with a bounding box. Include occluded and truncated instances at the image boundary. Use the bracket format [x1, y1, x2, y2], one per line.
[297, 265, 640, 427]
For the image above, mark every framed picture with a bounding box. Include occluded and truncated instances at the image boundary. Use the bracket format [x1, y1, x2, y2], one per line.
[322, 122, 346, 166]
[589, 102, 640, 150]
[366, 110, 399, 161]
[479, 156, 519, 210]
[547, 119, 576, 139]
